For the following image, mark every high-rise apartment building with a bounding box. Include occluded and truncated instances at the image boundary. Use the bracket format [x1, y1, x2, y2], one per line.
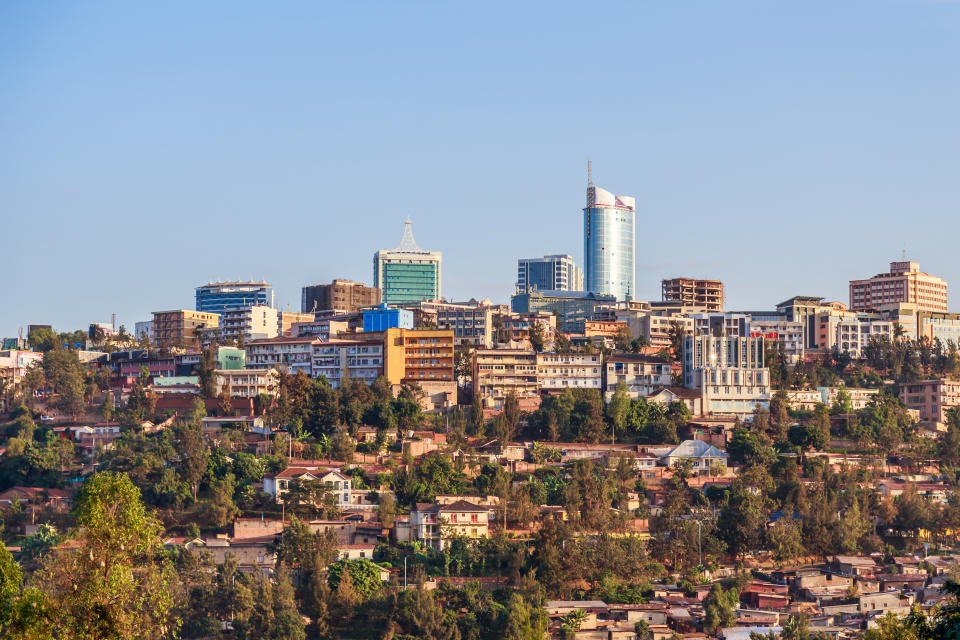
[219, 305, 279, 344]
[683, 335, 770, 416]
[584, 183, 635, 301]
[849, 261, 948, 313]
[374, 220, 442, 305]
[516, 255, 583, 293]
[196, 281, 273, 314]
[301, 279, 380, 314]
[662, 278, 724, 312]
[152, 310, 220, 348]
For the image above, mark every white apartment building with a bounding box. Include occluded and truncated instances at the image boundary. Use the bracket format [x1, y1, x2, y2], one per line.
[604, 355, 673, 399]
[246, 337, 319, 375]
[615, 310, 694, 349]
[836, 319, 894, 358]
[263, 467, 352, 507]
[215, 368, 280, 398]
[219, 305, 279, 344]
[536, 353, 602, 392]
[748, 319, 805, 364]
[409, 500, 490, 551]
[310, 339, 384, 388]
[683, 335, 770, 416]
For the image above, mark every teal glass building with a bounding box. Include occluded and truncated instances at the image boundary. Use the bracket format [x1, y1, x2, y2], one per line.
[583, 185, 635, 301]
[373, 220, 442, 305]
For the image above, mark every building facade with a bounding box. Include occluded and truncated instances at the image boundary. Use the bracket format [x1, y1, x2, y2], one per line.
[747, 319, 805, 364]
[219, 305, 279, 344]
[537, 353, 602, 393]
[516, 254, 583, 294]
[683, 335, 770, 416]
[473, 348, 539, 410]
[373, 220, 442, 304]
[901, 379, 960, 430]
[215, 368, 280, 398]
[511, 290, 617, 333]
[425, 300, 494, 348]
[196, 281, 273, 314]
[301, 279, 380, 314]
[410, 500, 489, 551]
[604, 355, 673, 399]
[246, 337, 319, 375]
[310, 339, 385, 388]
[849, 261, 947, 313]
[583, 184, 635, 301]
[362, 304, 414, 333]
[152, 310, 220, 348]
[835, 319, 894, 358]
[661, 278, 724, 312]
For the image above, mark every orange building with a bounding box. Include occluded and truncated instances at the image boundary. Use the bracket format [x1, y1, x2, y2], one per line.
[849, 261, 947, 313]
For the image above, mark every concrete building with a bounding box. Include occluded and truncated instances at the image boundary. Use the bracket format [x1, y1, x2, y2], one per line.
[748, 319, 805, 364]
[291, 311, 363, 340]
[277, 311, 314, 337]
[683, 335, 770, 416]
[584, 183, 635, 301]
[362, 304, 414, 333]
[410, 500, 489, 551]
[357, 328, 457, 410]
[195, 281, 273, 314]
[516, 254, 583, 294]
[152, 310, 220, 348]
[264, 467, 352, 508]
[537, 353, 602, 393]
[604, 355, 674, 399]
[134, 320, 153, 342]
[877, 304, 960, 345]
[614, 306, 694, 349]
[850, 260, 947, 313]
[836, 319, 894, 357]
[215, 368, 280, 398]
[661, 278, 724, 312]
[901, 379, 960, 430]
[473, 348, 540, 411]
[691, 313, 749, 338]
[219, 305, 279, 344]
[300, 279, 380, 314]
[373, 219, 442, 305]
[511, 290, 617, 333]
[310, 339, 384, 388]
[776, 296, 837, 349]
[421, 299, 494, 348]
[499, 312, 557, 345]
[246, 337, 319, 375]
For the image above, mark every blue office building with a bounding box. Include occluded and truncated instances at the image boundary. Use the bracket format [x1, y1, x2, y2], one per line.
[195, 281, 273, 314]
[363, 304, 414, 333]
[584, 184, 635, 301]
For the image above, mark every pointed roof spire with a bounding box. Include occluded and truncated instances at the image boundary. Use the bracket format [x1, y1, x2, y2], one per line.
[396, 218, 421, 251]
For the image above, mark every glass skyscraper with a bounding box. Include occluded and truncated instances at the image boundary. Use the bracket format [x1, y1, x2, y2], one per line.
[195, 281, 273, 314]
[373, 220, 442, 305]
[516, 254, 583, 293]
[583, 185, 635, 301]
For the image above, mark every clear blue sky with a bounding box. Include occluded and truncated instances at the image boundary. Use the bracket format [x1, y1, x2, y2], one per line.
[3, 1, 960, 336]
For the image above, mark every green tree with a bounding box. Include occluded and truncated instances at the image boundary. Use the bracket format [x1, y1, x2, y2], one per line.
[327, 559, 383, 600]
[36, 472, 179, 639]
[703, 583, 739, 633]
[0, 545, 50, 639]
[529, 322, 546, 353]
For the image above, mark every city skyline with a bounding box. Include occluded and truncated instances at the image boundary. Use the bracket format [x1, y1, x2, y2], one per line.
[5, 2, 960, 335]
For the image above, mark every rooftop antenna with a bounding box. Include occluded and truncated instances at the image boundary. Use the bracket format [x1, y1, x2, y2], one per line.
[902, 247, 907, 261]
[587, 158, 593, 188]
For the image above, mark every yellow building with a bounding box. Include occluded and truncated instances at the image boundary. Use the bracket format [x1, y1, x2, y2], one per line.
[152, 310, 220, 348]
[360, 328, 456, 411]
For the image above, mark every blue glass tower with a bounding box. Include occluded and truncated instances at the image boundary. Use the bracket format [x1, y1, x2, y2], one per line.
[583, 184, 635, 301]
[195, 281, 273, 314]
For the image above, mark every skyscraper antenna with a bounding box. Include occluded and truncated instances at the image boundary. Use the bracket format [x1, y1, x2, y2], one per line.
[587, 158, 593, 188]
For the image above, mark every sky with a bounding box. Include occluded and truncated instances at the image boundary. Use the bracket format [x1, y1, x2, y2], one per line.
[3, 1, 960, 336]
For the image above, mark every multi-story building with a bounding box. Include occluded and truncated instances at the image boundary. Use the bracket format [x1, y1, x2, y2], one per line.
[410, 500, 489, 551]
[0, 351, 44, 409]
[373, 220, 442, 305]
[849, 261, 947, 313]
[876, 304, 960, 345]
[662, 278, 724, 312]
[499, 312, 557, 345]
[583, 182, 635, 301]
[215, 368, 280, 398]
[310, 339, 385, 388]
[278, 311, 314, 337]
[614, 306, 694, 349]
[219, 305, 279, 344]
[423, 299, 494, 348]
[690, 313, 749, 338]
[683, 335, 770, 416]
[516, 254, 583, 294]
[291, 311, 363, 340]
[134, 320, 153, 342]
[537, 353, 602, 393]
[835, 319, 894, 357]
[246, 337, 319, 375]
[301, 279, 380, 314]
[901, 379, 960, 430]
[747, 319, 805, 364]
[776, 296, 838, 349]
[195, 281, 273, 314]
[473, 348, 539, 411]
[152, 310, 220, 348]
[604, 355, 673, 399]
[362, 304, 414, 333]
[264, 467, 352, 507]
[511, 290, 617, 333]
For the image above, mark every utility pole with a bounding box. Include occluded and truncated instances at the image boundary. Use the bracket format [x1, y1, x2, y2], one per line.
[695, 520, 703, 568]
